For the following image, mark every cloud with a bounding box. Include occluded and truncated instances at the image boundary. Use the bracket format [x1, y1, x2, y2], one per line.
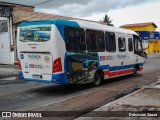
[35, 0, 151, 17]
[0, 0, 154, 18]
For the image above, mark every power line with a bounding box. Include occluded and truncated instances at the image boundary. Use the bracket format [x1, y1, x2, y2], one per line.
[34, 0, 54, 6]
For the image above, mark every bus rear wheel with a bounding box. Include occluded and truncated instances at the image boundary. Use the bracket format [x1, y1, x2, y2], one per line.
[93, 73, 102, 86]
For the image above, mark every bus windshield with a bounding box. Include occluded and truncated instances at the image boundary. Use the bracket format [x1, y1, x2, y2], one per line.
[19, 25, 51, 42]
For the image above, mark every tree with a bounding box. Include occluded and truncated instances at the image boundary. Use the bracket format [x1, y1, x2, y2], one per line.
[100, 14, 114, 26]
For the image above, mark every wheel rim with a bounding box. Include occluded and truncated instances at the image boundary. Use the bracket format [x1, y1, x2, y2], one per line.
[94, 75, 101, 85]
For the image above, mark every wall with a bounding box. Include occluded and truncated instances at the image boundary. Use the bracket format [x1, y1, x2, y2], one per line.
[155, 40, 160, 52]
[146, 41, 156, 53]
[124, 25, 156, 31]
[146, 40, 160, 53]
[122, 24, 160, 54]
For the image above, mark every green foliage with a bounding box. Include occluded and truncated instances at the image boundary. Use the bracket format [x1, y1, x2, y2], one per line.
[100, 14, 114, 26]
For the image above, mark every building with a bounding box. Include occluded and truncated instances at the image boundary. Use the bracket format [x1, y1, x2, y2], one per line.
[120, 22, 160, 54]
[120, 22, 157, 31]
[0, 2, 107, 64]
[0, 2, 74, 64]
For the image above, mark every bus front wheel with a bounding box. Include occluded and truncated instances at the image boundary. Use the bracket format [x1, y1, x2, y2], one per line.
[132, 67, 138, 76]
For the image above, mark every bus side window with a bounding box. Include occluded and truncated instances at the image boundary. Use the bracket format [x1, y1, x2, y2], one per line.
[128, 38, 133, 51]
[118, 38, 126, 52]
[86, 30, 96, 52]
[65, 27, 75, 52]
[86, 30, 105, 52]
[95, 31, 105, 52]
[105, 32, 116, 52]
[75, 28, 86, 52]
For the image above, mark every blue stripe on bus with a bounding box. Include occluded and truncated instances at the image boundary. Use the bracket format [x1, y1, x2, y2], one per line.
[128, 64, 134, 68]
[109, 63, 143, 72]
[24, 78, 52, 83]
[109, 66, 118, 71]
[22, 73, 69, 84]
[52, 73, 70, 84]
[117, 65, 128, 70]
[19, 71, 24, 79]
[18, 19, 80, 40]
[98, 65, 109, 70]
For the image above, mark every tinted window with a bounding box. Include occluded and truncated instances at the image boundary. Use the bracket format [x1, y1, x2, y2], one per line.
[75, 28, 85, 51]
[105, 32, 116, 52]
[86, 30, 96, 52]
[65, 27, 85, 52]
[86, 30, 105, 52]
[65, 27, 75, 51]
[118, 38, 126, 52]
[128, 38, 133, 51]
[95, 31, 105, 52]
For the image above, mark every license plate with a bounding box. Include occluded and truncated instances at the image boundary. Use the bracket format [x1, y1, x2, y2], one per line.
[32, 74, 41, 79]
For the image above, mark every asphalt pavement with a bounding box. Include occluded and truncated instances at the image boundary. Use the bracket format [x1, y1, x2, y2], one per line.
[76, 81, 160, 120]
[0, 64, 19, 79]
[0, 53, 160, 120]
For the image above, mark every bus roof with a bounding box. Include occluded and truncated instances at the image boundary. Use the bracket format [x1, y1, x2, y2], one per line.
[73, 20, 138, 35]
[18, 19, 80, 28]
[18, 19, 138, 35]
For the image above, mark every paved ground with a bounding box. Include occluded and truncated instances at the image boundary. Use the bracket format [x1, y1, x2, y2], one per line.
[0, 53, 160, 120]
[0, 64, 18, 79]
[76, 81, 160, 120]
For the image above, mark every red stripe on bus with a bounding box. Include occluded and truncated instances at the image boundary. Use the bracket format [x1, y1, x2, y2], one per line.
[128, 69, 134, 73]
[117, 70, 128, 75]
[109, 68, 133, 77]
[109, 71, 117, 77]
[104, 70, 109, 76]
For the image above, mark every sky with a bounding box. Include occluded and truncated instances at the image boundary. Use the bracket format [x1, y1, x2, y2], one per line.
[1, 0, 160, 29]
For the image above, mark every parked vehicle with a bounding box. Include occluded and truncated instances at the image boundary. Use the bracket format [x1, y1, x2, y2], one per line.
[17, 19, 144, 86]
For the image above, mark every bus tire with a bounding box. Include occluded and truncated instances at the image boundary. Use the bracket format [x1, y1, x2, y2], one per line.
[132, 67, 137, 76]
[93, 73, 102, 86]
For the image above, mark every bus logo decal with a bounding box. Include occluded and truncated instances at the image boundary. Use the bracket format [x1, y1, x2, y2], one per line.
[106, 56, 113, 60]
[20, 54, 24, 59]
[117, 55, 126, 59]
[100, 56, 106, 61]
[25, 63, 28, 68]
[44, 56, 50, 63]
[28, 55, 41, 59]
[29, 64, 35, 68]
[29, 64, 43, 69]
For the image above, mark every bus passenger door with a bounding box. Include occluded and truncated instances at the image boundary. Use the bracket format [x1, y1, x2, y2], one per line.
[105, 32, 118, 78]
[127, 36, 135, 74]
[117, 34, 128, 75]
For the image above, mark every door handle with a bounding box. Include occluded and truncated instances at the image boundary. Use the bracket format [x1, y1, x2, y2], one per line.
[121, 61, 123, 65]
